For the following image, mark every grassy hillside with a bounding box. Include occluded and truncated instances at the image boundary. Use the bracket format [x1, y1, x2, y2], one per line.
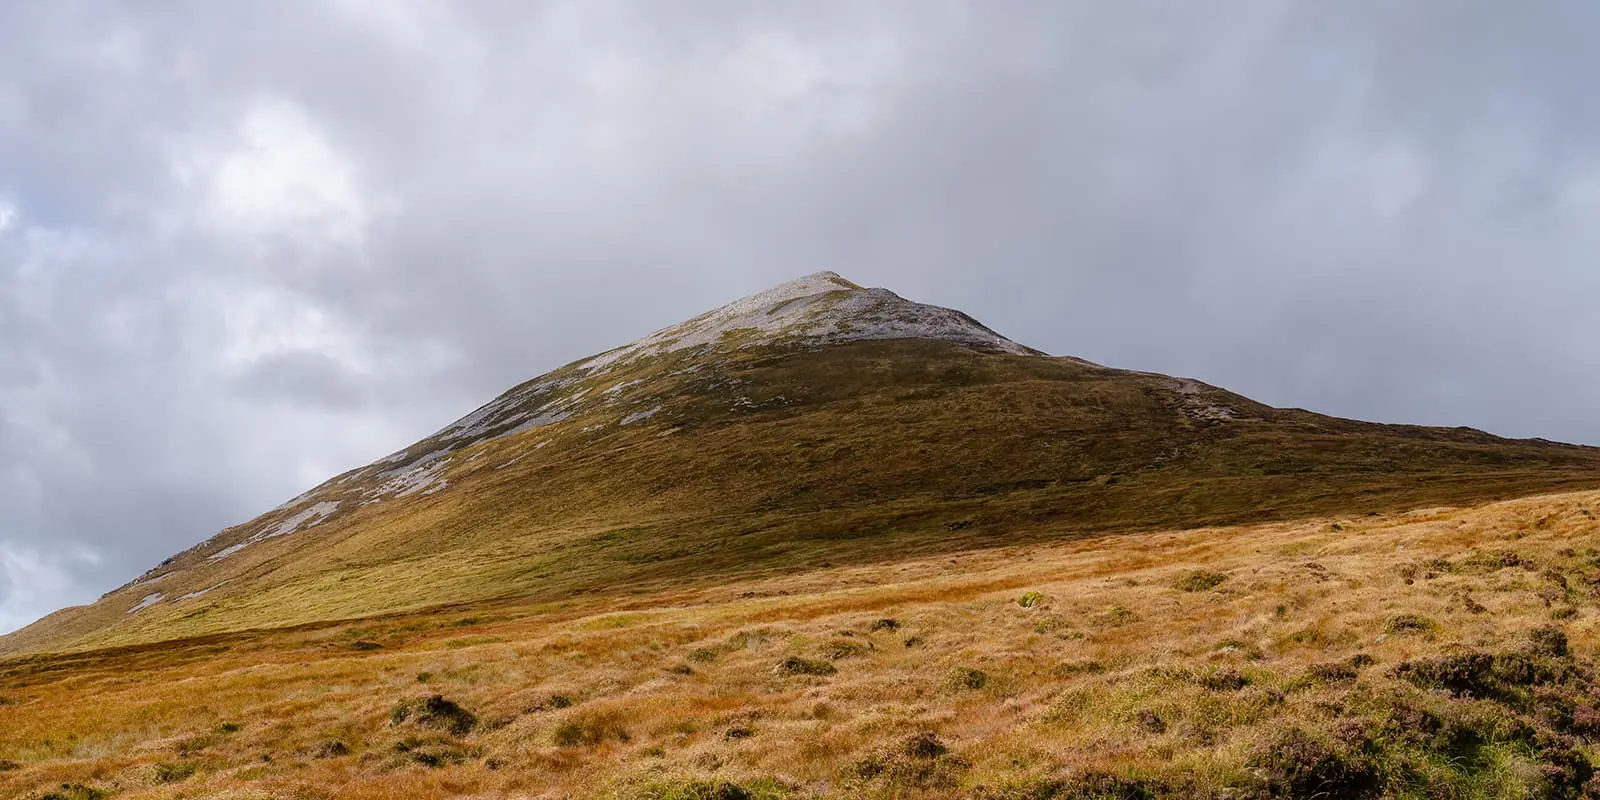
[8, 338, 1600, 656]
[6, 489, 1600, 798]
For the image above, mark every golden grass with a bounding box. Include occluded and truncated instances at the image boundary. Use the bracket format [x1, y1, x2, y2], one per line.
[6, 489, 1600, 798]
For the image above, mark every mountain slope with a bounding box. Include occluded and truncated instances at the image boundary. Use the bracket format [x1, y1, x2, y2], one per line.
[6, 272, 1600, 655]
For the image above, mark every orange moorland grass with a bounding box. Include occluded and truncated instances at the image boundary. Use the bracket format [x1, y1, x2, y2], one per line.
[6, 489, 1600, 798]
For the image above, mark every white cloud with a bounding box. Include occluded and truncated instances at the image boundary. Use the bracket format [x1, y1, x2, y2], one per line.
[214, 285, 369, 371]
[181, 98, 369, 249]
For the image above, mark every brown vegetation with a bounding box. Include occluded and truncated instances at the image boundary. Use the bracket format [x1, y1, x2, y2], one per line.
[7, 489, 1600, 797]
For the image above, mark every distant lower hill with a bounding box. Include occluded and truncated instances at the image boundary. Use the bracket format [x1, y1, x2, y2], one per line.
[6, 271, 1598, 655]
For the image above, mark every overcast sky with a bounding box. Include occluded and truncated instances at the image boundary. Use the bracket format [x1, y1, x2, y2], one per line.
[4, 1, 1600, 634]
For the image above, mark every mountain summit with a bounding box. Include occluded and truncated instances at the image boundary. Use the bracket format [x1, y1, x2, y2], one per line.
[579, 271, 1036, 372]
[7, 273, 1600, 655]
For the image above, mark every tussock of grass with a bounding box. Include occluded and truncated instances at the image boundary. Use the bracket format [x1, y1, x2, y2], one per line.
[629, 778, 793, 800]
[1173, 570, 1228, 592]
[390, 694, 478, 736]
[552, 709, 631, 747]
[773, 657, 836, 677]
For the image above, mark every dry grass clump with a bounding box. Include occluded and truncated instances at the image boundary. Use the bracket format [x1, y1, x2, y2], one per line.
[5, 490, 1600, 797]
[1173, 570, 1229, 592]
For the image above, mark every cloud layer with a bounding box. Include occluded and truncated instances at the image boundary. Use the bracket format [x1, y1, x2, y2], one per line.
[4, 1, 1599, 632]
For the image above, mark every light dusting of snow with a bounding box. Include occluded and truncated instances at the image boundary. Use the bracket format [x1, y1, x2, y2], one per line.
[373, 459, 449, 498]
[209, 543, 250, 561]
[128, 592, 164, 614]
[209, 501, 341, 560]
[578, 271, 1034, 374]
[1172, 379, 1238, 422]
[621, 406, 662, 425]
[350, 376, 584, 497]
[264, 501, 341, 538]
[124, 571, 168, 590]
[551, 386, 590, 408]
[426, 376, 578, 445]
[178, 582, 226, 602]
[500, 409, 572, 438]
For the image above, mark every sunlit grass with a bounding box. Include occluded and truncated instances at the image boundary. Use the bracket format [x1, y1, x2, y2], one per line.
[5, 489, 1600, 797]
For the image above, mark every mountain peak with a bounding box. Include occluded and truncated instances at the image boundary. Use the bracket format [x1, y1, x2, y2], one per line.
[582, 272, 1035, 373]
[763, 270, 863, 297]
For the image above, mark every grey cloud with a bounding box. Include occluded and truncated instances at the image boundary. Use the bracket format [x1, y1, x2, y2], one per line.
[3, 1, 1600, 631]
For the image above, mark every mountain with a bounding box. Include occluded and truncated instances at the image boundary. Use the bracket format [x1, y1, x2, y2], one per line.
[6, 272, 1600, 656]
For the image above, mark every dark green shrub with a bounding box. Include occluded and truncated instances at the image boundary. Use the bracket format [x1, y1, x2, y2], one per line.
[34, 785, 108, 800]
[1053, 659, 1107, 677]
[1198, 667, 1249, 691]
[392, 736, 479, 767]
[1383, 614, 1437, 635]
[390, 694, 478, 735]
[774, 657, 836, 676]
[949, 667, 989, 691]
[902, 732, 948, 759]
[629, 778, 791, 800]
[1391, 652, 1499, 698]
[969, 772, 1158, 800]
[1249, 727, 1378, 798]
[153, 761, 196, 783]
[820, 639, 868, 660]
[314, 740, 351, 758]
[1134, 709, 1166, 734]
[526, 693, 575, 712]
[1529, 625, 1569, 657]
[552, 710, 631, 747]
[1173, 571, 1228, 592]
[848, 745, 970, 791]
[1096, 606, 1139, 627]
[1306, 654, 1375, 684]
